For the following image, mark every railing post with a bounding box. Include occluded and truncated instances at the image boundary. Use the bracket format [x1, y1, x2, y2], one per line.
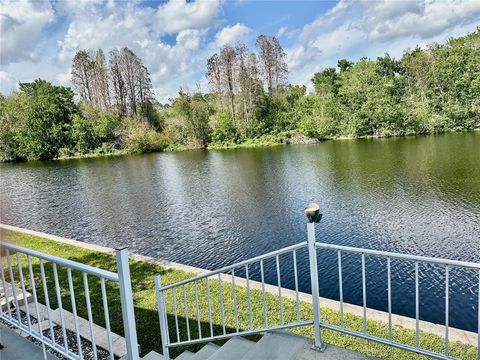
[305, 203, 326, 352]
[155, 274, 170, 360]
[116, 248, 140, 360]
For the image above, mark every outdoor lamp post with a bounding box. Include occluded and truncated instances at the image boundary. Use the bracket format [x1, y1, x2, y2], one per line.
[305, 202, 326, 352]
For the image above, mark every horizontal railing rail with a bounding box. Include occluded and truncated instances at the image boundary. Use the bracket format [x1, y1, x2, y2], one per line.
[0, 242, 138, 360]
[315, 242, 480, 270]
[3, 243, 120, 281]
[158, 241, 308, 292]
[314, 241, 480, 360]
[155, 241, 310, 359]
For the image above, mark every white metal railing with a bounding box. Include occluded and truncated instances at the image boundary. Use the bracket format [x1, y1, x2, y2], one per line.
[314, 234, 480, 360]
[0, 242, 139, 360]
[155, 241, 311, 359]
[156, 209, 480, 360]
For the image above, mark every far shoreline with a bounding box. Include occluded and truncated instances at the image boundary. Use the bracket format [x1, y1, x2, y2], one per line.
[1, 127, 478, 165]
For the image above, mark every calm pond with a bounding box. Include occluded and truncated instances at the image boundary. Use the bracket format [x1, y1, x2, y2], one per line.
[1, 131, 479, 332]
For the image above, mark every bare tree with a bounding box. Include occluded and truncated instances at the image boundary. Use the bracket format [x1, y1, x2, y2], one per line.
[255, 35, 287, 95]
[92, 49, 110, 111]
[109, 49, 127, 116]
[71, 50, 94, 102]
[236, 42, 262, 137]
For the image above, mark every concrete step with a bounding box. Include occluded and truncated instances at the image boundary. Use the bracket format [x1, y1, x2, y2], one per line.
[49, 308, 127, 358]
[190, 343, 220, 360]
[142, 350, 168, 360]
[240, 331, 307, 360]
[208, 337, 255, 360]
[19, 302, 49, 322]
[0, 281, 32, 311]
[296, 340, 374, 360]
[175, 351, 194, 360]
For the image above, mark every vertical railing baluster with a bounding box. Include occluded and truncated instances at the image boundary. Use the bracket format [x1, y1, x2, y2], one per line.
[218, 274, 226, 335]
[16, 253, 32, 331]
[40, 259, 55, 345]
[172, 288, 180, 342]
[0, 253, 13, 320]
[338, 251, 344, 328]
[53, 264, 69, 353]
[246, 264, 253, 330]
[231, 269, 239, 332]
[194, 281, 202, 339]
[293, 250, 300, 322]
[445, 264, 449, 356]
[183, 284, 190, 341]
[27, 255, 47, 358]
[362, 253, 367, 335]
[155, 275, 170, 360]
[260, 259, 268, 328]
[276, 255, 284, 325]
[101, 278, 114, 360]
[6, 250, 21, 324]
[83, 273, 98, 360]
[387, 257, 392, 341]
[206, 277, 213, 338]
[415, 262, 419, 349]
[67, 268, 83, 360]
[116, 248, 139, 360]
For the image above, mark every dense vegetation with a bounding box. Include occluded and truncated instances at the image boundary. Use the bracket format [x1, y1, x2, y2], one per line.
[0, 30, 478, 162]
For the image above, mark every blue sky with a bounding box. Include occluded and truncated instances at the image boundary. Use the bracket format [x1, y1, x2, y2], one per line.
[1, 0, 479, 102]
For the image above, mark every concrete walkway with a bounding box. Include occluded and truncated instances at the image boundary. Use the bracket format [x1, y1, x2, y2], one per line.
[0, 324, 58, 360]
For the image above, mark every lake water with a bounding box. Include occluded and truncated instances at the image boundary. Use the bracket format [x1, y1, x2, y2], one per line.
[1, 131, 479, 332]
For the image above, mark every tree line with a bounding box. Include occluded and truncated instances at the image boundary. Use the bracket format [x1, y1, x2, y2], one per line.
[0, 30, 478, 162]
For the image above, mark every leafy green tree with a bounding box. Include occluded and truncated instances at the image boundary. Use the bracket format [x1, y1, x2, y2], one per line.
[211, 111, 237, 143]
[294, 95, 338, 139]
[173, 92, 212, 147]
[312, 68, 338, 97]
[71, 103, 121, 154]
[0, 80, 76, 161]
[337, 59, 353, 72]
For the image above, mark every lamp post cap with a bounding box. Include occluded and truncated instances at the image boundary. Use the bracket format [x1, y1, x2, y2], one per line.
[305, 202, 322, 223]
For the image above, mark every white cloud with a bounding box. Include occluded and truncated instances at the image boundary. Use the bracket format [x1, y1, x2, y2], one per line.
[156, 0, 221, 33]
[176, 29, 205, 50]
[0, 0, 54, 64]
[55, 70, 71, 87]
[287, 0, 480, 87]
[53, 0, 222, 101]
[214, 23, 251, 47]
[0, 70, 9, 82]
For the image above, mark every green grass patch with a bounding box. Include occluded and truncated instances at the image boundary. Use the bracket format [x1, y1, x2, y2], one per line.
[0, 229, 477, 359]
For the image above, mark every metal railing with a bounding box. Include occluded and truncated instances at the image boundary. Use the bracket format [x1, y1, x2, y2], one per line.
[155, 242, 311, 359]
[314, 239, 480, 360]
[156, 208, 480, 360]
[0, 242, 139, 360]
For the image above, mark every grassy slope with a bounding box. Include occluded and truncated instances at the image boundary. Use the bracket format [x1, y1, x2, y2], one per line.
[0, 229, 476, 359]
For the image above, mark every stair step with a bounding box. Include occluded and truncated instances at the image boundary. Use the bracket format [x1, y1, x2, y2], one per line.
[142, 350, 167, 360]
[175, 351, 194, 360]
[208, 337, 255, 360]
[191, 343, 220, 360]
[0, 281, 32, 310]
[49, 308, 127, 357]
[240, 332, 307, 360]
[296, 339, 374, 360]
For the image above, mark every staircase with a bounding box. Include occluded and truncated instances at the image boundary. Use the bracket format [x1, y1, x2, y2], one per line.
[142, 331, 372, 360]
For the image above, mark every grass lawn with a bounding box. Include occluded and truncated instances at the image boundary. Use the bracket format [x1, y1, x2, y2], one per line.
[0, 228, 477, 359]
